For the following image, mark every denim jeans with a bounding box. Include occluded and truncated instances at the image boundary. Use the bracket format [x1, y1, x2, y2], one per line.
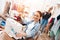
[41, 19, 48, 31]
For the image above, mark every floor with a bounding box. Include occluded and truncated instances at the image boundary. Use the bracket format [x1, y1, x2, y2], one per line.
[37, 33, 51, 40]
[0, 31, 51, 40]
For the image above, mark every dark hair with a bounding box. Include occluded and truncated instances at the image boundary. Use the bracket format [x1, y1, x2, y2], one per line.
[36, 11, 42, 17]
[57, 15, 60, 20]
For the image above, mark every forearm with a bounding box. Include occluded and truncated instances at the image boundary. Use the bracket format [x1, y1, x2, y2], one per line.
[19, 31, 26, 36]
[16, 31, 27, 37]
[0, 14, 6, 20]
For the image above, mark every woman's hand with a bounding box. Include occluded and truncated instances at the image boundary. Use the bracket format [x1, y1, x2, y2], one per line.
[16, 33, 23, 37]
[20, 32, 26, 36]
[16, 32, 26, 37]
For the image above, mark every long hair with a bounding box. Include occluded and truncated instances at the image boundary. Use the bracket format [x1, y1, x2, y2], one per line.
[36, 11, 42, 17]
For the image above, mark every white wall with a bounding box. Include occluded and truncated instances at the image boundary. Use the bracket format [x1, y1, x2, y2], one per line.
[22, 0, 60, 12]
[0, 0, 6, 13]
[0, 0, 12, 14]
[0, 0, 60, 13]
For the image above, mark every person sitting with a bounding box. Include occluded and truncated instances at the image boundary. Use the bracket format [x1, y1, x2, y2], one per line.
[15, 11, 42, 40]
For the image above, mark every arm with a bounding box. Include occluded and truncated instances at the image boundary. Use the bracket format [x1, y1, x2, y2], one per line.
[0, 14, 6, 20]
[18, 24, 40, 37]
[28, 24, 40, 37]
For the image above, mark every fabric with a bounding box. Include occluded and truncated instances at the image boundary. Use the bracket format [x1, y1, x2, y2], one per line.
[51, 20, 60, 35]
[26, 21, 40, 37]
[55, 29, 60, 40]
[5, 18, 23, 39]
[41, 19, 48, 31]
[42, 12, 51, 20]
[49, 18, 53, 23]
[1, 20, 6, 26]
[14, 16, 23, 24]
[9, 10, 19, 19]
[0, 18, 6, 26]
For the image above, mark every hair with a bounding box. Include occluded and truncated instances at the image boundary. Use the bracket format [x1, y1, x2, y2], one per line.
[36, 11, 42, 17]
[57, 15, 60, 20]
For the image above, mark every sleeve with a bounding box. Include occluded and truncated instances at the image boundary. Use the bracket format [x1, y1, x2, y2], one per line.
[26, 24, 40, 37]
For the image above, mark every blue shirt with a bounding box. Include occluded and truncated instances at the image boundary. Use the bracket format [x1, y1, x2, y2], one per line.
[25, 21, 40, 37]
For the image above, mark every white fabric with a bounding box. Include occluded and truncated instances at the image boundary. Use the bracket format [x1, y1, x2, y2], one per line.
[9, 10, 19, 19]
[5, 18, 23, 39]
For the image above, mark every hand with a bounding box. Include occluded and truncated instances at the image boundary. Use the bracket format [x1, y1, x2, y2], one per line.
[20, 32, 26, 36]
[16, 33, 23, 37]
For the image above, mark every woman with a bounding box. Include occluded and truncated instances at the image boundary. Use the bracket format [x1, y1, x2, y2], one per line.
[41, 7, 53, 32]
[16, 11, 42, 40]
[1, 11, 42, 40]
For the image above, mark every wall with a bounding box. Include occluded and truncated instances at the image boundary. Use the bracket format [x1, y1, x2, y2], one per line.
[0, 0, 60, 14]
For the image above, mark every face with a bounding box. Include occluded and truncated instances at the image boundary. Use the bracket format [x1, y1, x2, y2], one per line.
[33, 12, 41, 22]
[17, 5, 25, 13]
[21, 11, 29, 19]
[24, 12, 29, 17]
